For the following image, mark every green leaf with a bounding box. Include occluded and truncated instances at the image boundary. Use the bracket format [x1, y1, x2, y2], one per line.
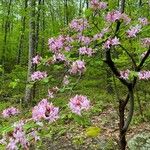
[86, 126, 101, 137]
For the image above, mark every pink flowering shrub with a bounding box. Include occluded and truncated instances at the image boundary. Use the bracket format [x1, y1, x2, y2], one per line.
[1, 1, 150, 149]
[2, 107, 19, 118]
[68, 95, 90, 115]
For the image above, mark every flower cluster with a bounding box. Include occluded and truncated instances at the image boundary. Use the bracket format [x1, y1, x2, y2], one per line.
[90, 0, 107, 10]
[63, 75, 69, 86]
[106, 10, 131, 24]
[70, 60, 86, 74]
[93, 27, 109, 41]
[69, 18, 89, 32]
[48, 36, 64, 53]
[138, 17, 148, 26]
[120, 70, 130, 80]
[78, 35, 91, 45]
[53, 53, 66, 62]
[141, 38, 150, 47]
[32, 55, 42, 65]
[7, 121, 29, 150]
[32, 99, 59, 122]
[2, 107, 19, 118]
[68, 95, 90, 115]
[127, 25, 141, 38]
[103, 37, 120, 49]
[31, 71, 47, 81]
[79, 47, 93, 56]
[138, 71, 150, 80]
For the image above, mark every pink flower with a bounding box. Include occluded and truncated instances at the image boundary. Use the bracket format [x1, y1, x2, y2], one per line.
[138, 17, 148, 26]
[32, 99, 59, 122]
[93, 27, 109, 41]
[138, 71, 150, 80]
[69, 19, 89, 32]
[79, 47, 93, 56]
[121, 13, 131, 24]
[70, 60, 86, 74]
[106, 10, 122, 23]
[7, 138, 18, 150]
[63, 75, 69, 86]
[78, 35, 91, 45]
[32, 55, 42, 64]
[2, 107, 19, 118]
[103, 37, 120, 49]
[52, 53, 66, 62]
[120, 70, 130, 80]
[48, 35, 65, 53]
[141, 38, 150, 47]
[31, 71, 47, 81]
[90, 0, 107, 10]
[68, 95, 90, 115]
[127, 25, 141, 38]
[48, 89, 54, 98]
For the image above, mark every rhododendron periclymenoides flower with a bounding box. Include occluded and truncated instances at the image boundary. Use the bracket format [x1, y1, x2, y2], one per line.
[32, 55, 42, 65]
[2, 107, 19, 118]
[70, 60, 86, 74]
[32, 99, 59, 122]
[69, 95, 90, 115]
[31, 71, 47, 81]
[103, 37, 120, 49]
[90, 0, 107, 10]
[69, 18, 89, 32]
[7, 121, 29, 150]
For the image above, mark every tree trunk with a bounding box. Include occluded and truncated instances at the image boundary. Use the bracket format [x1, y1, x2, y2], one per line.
[17, 0, 28, 64]
[24, 0, 36, 103]
[1, 0, 12, 71]
[32, 0, 42, 99]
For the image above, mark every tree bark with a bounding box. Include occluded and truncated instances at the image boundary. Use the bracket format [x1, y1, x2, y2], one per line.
[24, 0, 36, 103]
[17, 0, 28, 64]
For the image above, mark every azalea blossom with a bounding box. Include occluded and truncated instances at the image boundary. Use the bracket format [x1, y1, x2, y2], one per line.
[69, 18, 89, 32]
[32, 99, 59, 122]
[90, 0, 107, 10]
[53, 53, 66, 62]
[120, 70, 130, 80]
[32, 55, 42, 64]
[138, 17, 148, 26]
[79, 47, 93, 56]
[106, 10, 122, 22]
[138, 71, 150, 80]
[103, 37, 120, 49]
[68, 95, 90, 115]
[63, 75, 69, 86]
[48, 35, 65, 53]
[141, 38, 150, 47]
[2, 107, 19, 118]
[48, 89, 54, 98]
[127, 25, 141, 38]
[31, 71, 47, 81]
[70, 60, 86, 74]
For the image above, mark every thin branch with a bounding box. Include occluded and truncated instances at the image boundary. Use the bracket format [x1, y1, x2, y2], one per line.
[122, 87, 134, 132]
[104, 49, 131, 87]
